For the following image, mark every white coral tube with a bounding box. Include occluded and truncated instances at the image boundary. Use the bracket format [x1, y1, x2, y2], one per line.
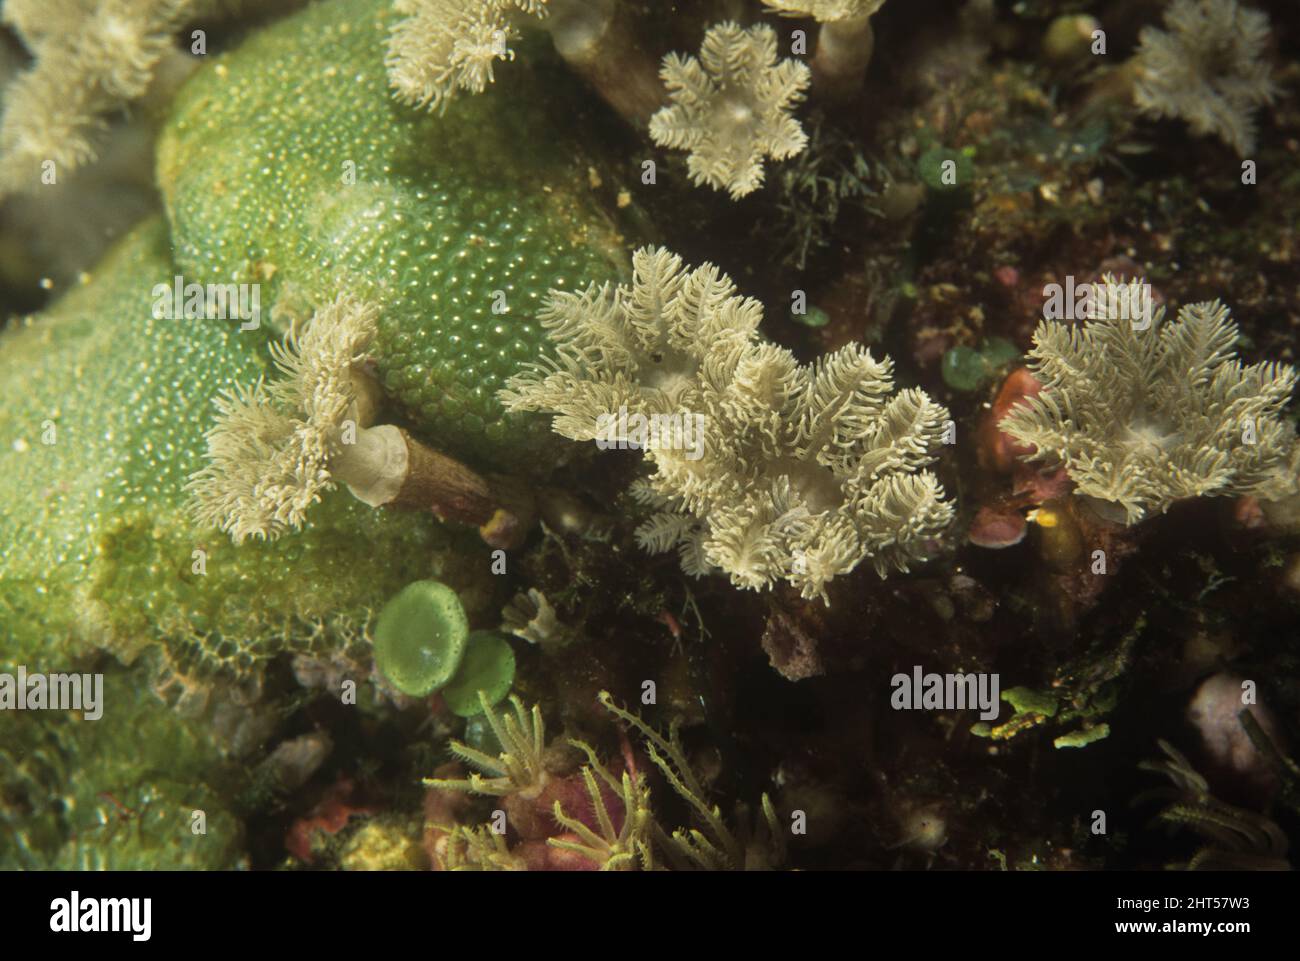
[331, 424, 410, 508]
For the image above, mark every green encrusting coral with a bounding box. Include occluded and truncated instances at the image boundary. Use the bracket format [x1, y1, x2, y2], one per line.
[0, 219, 445, 679]
[2, 666, 243, 869]
[157, 0, 631, 468]
[0, 0, 633, 683]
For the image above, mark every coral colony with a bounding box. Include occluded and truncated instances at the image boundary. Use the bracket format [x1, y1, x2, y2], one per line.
[1002, 276, 1298, 523]
[1132, 0, 1278, 156]
[1, 0, 1299, 880]
[501, 246, 954, 600]
[649, 22, 812, 199]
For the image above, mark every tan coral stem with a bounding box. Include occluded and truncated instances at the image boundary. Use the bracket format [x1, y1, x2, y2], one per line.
[544, 0, 663, 125]
[812, 14, 874, 97]
[332, 425, 534, 549]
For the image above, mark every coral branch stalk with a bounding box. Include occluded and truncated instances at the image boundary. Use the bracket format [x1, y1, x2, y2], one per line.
[333, 425, 533, 549]
[812, 15, 874, 97]
[544, 0, 663, 125]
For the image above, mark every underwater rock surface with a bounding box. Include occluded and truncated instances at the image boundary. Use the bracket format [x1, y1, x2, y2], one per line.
[1, 0, 1299, 883]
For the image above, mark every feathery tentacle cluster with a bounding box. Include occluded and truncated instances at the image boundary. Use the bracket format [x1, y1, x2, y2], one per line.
[186, 294, 380, 543]
[650, 22, 811, 199]
[0, 0, 199, 192]
[1132, 0, 1276, 156]
[1000, 276, 1298, 524]
[760, 1, 886, 96]
[427, 695, 550, 797]
[761, 1, 886, 22]
[500, 247, 954, 601]
[385, 0, 549, 112]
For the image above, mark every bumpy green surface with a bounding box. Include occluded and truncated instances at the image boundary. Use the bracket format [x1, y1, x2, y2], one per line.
[373, 579, 469, 697]
[2, 666, 243, 870]
[0, 219, 446, 678]
[157, 0, 630, 468]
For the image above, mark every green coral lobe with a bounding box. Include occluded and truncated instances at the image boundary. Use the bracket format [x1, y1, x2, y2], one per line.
[3, 667, 243, 869]
[157, 0, 631, 467]
[0, 219, 445, 678]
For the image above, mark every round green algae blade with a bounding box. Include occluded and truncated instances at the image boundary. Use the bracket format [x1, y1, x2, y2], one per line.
[980, 336, 1021, 369]
[918, 147, 974, 192]
[793, 305, 830, 328]
[441, 631, 517, 717]
[373, 581, 470, 697]
[941, 344, 990, 391]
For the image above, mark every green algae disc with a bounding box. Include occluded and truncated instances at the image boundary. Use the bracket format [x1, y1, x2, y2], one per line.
[441, 631, 516, 717]
[373, 580, 470, 697]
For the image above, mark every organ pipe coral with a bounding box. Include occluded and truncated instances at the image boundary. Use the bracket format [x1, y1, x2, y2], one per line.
[386, 0, 661, 123]
[999, 277, 1299, 525]
[13, 0, 1300, 881]
[499, 247, 954, 601]
[650, 22, 811, 200]
[539, 0, 664, 124]
[187, 294, 382, 542]
[763, 0, 883, 14]
[1132, 0, 1277, 157]
[0, 0, 287, 192]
